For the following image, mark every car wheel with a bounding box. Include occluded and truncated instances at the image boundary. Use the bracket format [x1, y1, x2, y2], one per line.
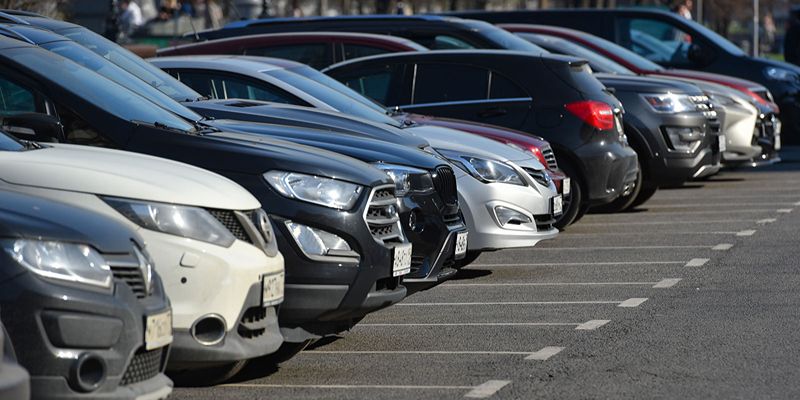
[591, 161, 644, 213]
[628, 184, 658, 209]
[554, 161, 586, 229]
[169, 359, 248, 386]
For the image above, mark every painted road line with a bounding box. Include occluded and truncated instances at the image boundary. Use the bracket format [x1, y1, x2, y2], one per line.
[397, 301, 621, 306]
[222, 383, 473, 391]
[523, 245, 710, 251]
[652, 278, 682, 288]
[358, 322, 585, 328]
[617, 298, 649, 308]
[777, 209, 793, 213]
[561, 231, 740, 236]
[443, 281, 672, 288]
[737, 230, 757, 236]
[578, 220, 761, 226]
[757, 218, 777, 224]
[583, 209, 780, 215]
[525, 346, 565, 361]
[685, 258, 710, 267]
[464, 380, 511, 399]
[575, 320, 611, 330]
[795, 201, 800, 206]
[712, 243, 734, 251]
[306, 350, 536, 356]
[645, 202, 799, 208]
[470, 261, 685, 267]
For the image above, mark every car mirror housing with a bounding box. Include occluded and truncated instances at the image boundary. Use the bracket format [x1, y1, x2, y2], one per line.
[1, 113, 64, 143]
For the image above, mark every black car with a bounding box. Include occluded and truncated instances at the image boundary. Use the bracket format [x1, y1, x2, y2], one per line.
[3, 16, 467, 287]
[0, 36, 409, 347]
[0, 310, 28, 400]
[445, 8, 800, 144]
[0, 184, 172, 399]
[787, 6, 800, 67]
[326, 50, 639, 218]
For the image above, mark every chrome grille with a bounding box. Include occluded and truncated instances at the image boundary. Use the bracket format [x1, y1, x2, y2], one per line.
[120, 347, 165, 386]
[208, 209, 254, 244]
[432, 166, 457, 206]
[364, 186, 403, 244]
[110, 264, 146, 299]
[523, 167, 551, 187]
[541, 145, 558, 169]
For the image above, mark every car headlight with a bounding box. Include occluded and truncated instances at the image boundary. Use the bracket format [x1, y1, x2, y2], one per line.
[438, 149, 525, 186]
[764, 67, 800, 83]
[372, 163, 434, 196]
[103, 197, 236, 247]
[264, 171, 363, 210]
[641, 93, 698, 113]
[663, 126, 705, 153]
[709, 93, 737, 107]
[2, 239, 113, 291]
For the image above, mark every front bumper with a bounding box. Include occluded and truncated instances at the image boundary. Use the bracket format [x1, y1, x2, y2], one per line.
[0, 261, 172, 400]
[576, 141, 639, 205]
[0, 323, 28, 400]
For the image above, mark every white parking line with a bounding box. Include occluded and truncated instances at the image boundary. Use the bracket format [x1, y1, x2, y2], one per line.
[757, 218, 777, 224]
[575, 320, 611, 330]
[561, 231, 740, 236]
[525, 346, 565, 361]
[442, 280, 680, 288]
[645, 202, 798, 208]
[777, 209, 793, 213]
[652, 278, 682, 288]
[685, 258, 710, 267]
[306, 350, 535, 356]
[358, 322, 591, 328]
[737, 229, 757, 236]
[222, 383, 474, 390]
[471, 261, 685, 267]
[578, 220, 760, 226]
[464, 380, 511, 399]
[527, 245, 709, 251]
[652, 194, 800, 200]
[617, 298, 649, 308]
[712, 243, 734, 251]
[397, 301, 620, 306]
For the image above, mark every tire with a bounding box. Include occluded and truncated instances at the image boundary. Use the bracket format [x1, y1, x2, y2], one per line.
[591, 160, 643, 213]
[554, 160, 586, 230]
[169, 359, 248, 387]
[628, 184, 658, 209]
[455, 251, 482, 269]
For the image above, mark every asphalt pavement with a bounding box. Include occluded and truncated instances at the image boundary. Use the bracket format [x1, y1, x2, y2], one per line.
[172, 147, 800, 399]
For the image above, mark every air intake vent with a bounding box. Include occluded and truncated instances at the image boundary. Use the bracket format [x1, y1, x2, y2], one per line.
[208, 209, 254, 243]
[541, 145, 558, 169]
[364, 186, 403, 244]
[432, 166, 457, 206]
[110, 265, 147, 299]
[120, 347, 165, 386]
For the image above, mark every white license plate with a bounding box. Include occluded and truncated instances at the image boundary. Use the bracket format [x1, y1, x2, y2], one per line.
[392, 243, 413, 277]
[552, 195, 563, 216]
[145, 310, 173, 351]
[455, 231, 468, 257]
[718, 134, 727, 152]
[262, 271, 284, 306]
[562, 178, 571, 196]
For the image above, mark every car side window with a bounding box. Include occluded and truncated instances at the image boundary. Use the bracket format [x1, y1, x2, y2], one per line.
[0, 77, 37, 115]
[488, 72, 528, 100]
[167, 69, 307, 105]
[244, 43, 332, 70]
[431, 36, 474, 50]
[620, 18, 693, 66]
[413, 63, 488, 104]
[341, 68, 394, 105]
[342, 44, 391, 61]
[55, 102, 113, 147]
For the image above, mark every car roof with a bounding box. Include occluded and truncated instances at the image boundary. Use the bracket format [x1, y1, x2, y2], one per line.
[448, 7, 676, 17]
[223, 14, 456, 29]
[151, 54, 295, 74]
[326, 49, 579, 69]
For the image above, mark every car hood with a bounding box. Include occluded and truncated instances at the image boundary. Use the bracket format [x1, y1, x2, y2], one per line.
[406, 125, 542, 167]
[656, 69, 767, 91]
[0, 144, 259, 210]
[206, 119, 447, 170]
[192, 100, 428, 148]
[404, 114, 550, 150]
[0, 188, 139, 255]
[595, 73, 703, 95]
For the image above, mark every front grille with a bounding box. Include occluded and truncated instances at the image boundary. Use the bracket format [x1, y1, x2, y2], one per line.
[120, 347, 165, 386]
[431, 166, 457, 206]
[533, 214, 556, 231]
[541, 145, 558, 169]
[208, 209, 254, 244]
[364, 186, 403, 244]
[238, 306, 268, 340]
[523, 167, 551, 187]
[110, 264, 146, 299]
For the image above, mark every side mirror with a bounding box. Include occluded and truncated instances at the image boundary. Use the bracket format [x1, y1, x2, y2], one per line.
[0, 113, 64, 142]
[687, 43, 714, 67]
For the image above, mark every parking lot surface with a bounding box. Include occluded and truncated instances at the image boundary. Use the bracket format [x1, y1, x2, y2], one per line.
[172, 148, 800, 399]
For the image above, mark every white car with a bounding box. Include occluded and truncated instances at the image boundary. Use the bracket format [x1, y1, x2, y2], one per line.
[0, 136, 284, 382]
[408, 125, 559, 263]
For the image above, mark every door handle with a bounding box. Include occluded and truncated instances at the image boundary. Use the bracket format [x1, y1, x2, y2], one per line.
[478, 107, 507, 118]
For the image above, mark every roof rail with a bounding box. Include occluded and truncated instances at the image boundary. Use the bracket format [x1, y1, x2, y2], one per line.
[0, 25, 35, 44]
[0, 11, 30, 25]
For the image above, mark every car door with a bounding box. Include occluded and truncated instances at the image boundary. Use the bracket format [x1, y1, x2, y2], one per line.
[396, 62, 531, 130]
[614, 15, 717, 69]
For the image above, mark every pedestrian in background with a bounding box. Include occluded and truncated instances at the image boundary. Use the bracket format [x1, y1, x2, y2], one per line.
[672, 0, 693, 20]
[118, 0, 144, 36]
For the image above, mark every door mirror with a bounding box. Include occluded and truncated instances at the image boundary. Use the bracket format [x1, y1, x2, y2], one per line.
[0, 113, 64, 142]
[687, 43, 714, 67]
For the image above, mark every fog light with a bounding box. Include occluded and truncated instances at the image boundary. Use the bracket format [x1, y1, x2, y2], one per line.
[494, 206, 532, 226]
[664, 127, 704, 153]
[286, 222, 352, 256]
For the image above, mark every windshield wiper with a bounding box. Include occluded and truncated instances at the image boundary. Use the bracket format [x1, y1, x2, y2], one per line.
[20, 140, 43, 150]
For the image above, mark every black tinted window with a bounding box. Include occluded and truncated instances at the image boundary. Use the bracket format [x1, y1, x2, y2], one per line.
[413, 63, 488, 104]
[622, 18, 693, 66]
[0, 78, 36, 115]
[245, 44, 331, 70]
[343, 44, 389, 61]
[489, 72, 527, 99]
[342, 68, 394, 105]
[170, 70, 306, 105]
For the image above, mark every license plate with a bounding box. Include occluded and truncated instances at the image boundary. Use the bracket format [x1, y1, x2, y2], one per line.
[562, 178, 571, 196]
[718, 134, 727, 152]
[552, 195, 563, 216]
[455, 231, 468, 257]
[775, 133, 781, 151]
[145, 310, 173, 351]
[262, 271, 284, 306]
[392, 243, 412, 277]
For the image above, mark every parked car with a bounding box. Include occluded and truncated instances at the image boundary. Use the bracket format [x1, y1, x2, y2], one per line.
[0, 184, 172, 399]
[0, 308, 28, 400]
[159, 31, 428, 69]
[446, 9, 800, 144]
[499, 24, 781, 165]
[786, 6, 800, 66]
[0, 129, 284, 383]
[0, 36, 410, 354]
[326, 50, 639, 219]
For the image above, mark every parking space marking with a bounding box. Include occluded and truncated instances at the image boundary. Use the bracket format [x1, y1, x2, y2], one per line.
[306, 350, 537, 356]
[712, 243, 734, 251]
[579, 219, 762, 226]
[685, 258, 710, 267]
[561, 231, 740, 236]
[222, 383, 474, 391]
[777, 209, 793, 213]
[646, 202, 799, 208]
[795, 200, 800, 206]
[358, 321, 598, 328]
[652, 278, 682, 288]
[757, 218, 777, 224]
[618, 298, 648, 308]
[525, 346, 565, 361]
[464, 380, 511, 399]
[398, 300, 625, 306]
[471, 261, 685, 267]
[575, 320, 611, 330]
[737, 229, 757, 236]
[526, 245, 710, 251]
[443, 281, 680, 288]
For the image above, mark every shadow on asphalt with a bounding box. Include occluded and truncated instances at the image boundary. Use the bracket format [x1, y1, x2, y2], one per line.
[451, 268, 492, 280]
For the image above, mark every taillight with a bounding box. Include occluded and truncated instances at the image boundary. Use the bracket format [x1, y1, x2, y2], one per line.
[529, 146, 548, 167]
[565, 100, 615, 130]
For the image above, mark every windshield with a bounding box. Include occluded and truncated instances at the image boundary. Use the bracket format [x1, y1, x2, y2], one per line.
[290, 66, 390, 112]
[0, 131, 25, 151]
[265, 68, 402, 127]
[519, 33, 635, 75]
[463, 20, 548, 54]
[683, 18, 746, 56]
[40, 41, 204, 123]
[8, 47, 195, 132]
[56, 27, 204, 102]
[575, 31, 665, 71]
